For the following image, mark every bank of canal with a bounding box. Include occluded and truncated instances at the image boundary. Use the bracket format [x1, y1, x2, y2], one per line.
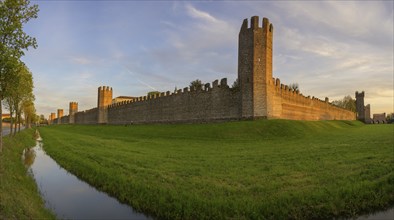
[23, 138, 151, 220]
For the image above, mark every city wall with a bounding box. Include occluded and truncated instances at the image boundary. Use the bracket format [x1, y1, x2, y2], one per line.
[74, 108, 98, 124]
[51, 16, 356, 125]
[107, 79, 240, 124]
[267, 78, 356, 120]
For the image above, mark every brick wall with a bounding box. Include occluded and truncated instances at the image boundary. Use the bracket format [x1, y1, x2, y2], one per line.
[107, 79, 240, 124]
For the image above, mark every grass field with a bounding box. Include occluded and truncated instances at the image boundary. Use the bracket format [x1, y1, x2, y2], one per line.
[0, 129, 55, 220]
[38, 120, 394, 219]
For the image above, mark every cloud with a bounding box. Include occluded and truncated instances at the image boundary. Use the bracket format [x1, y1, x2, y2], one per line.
[71, 57, 93, 65]
[186, 4, 218, 23]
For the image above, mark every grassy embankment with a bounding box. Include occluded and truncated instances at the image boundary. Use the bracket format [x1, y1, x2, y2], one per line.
[39, 120, 394, 219]
[0, 129, 55, 219]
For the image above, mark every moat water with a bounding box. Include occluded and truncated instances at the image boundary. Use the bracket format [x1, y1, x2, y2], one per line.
[355, 207, 393, 220]
[22, 138, 151, 220]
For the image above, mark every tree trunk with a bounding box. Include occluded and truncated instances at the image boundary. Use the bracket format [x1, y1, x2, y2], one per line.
[18, 111, 21, 132]
[10, 111, 13, 136]
[0, 100, 3, 152]
[13, 111, 18, 136]
[27, 116, 31, 129]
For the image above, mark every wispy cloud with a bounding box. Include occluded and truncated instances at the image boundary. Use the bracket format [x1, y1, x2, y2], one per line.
[186, 4, 218, 23]
[71, 57, 93, 65]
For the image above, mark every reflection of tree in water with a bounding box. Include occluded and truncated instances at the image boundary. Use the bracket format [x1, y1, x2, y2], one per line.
[24, 148, 36, 167]
[33, 130, 39, 140]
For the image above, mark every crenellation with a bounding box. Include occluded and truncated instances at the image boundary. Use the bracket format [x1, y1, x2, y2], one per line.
[220, 78, 228, 87]
[251, 16, 259, 29]
[240, 19, 248, 31]
[275, 78, 280, 86]
[204, 83, 211, 91]
[213, 80, 219, 87]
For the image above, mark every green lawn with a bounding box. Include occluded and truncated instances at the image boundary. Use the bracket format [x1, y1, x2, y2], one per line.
[38, 120, 394, 219]
[0, 129, 55, 220]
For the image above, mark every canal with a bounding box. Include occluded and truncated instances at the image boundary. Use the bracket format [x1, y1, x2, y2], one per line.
[23, 138, 151, 220]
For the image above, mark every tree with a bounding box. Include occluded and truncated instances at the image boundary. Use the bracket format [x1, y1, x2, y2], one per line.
[385, 113, 393, 124]
[331, 95, 356, 112]
[231, 78, 239, 91]
[147, 91, 160, 97]
[0, 0, 38, 151]
[5, 62, 34, 135]
[190, 79, 203, 90]
[289, 83, 299, 92]
[22, 99, 35, 128]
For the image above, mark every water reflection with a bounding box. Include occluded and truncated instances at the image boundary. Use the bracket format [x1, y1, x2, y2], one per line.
[356, 207, 394, 220]
[22, 147, 36, 167]
[25, 140, 151, 220]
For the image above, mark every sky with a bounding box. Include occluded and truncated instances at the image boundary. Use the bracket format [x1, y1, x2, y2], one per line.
[19, 1, 393, 118]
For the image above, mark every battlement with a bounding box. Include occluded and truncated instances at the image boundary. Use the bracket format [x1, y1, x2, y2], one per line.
[240, 16, 273, 32]
[98, 86, 112, 91]
[268, 77, 353, 114]
[355, 91, 365, 97]
[107, 78, 230, 109]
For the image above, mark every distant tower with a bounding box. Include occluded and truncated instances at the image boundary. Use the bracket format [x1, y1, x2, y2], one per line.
[69, 102, 78, 124]
[97, 86, 113, 124]
[57, 109, 63, 124]
[50, 113, 56, 121]
[355, 91, 365, 122]
[364, 104, 371, 124]
[238, 16, 273, 119]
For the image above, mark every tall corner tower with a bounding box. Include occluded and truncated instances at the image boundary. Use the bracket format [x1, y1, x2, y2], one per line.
[355, 91, 365, 121]
[97, 86, 112, 124]
[238, 16, 273, 119]
[69, 102, 78, 124]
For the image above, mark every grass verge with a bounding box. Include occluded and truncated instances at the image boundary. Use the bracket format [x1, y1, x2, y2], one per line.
[0, 129, 55, 220]
[39, 120, 394, 219]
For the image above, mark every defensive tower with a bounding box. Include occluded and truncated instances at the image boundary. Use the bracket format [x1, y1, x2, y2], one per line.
[57, 109, 63, 124]
[97, 86, 113, 124]
[355, 91, 365, 122]
[49, 113, 56, 124]
[69, 102, 78, 124]
[238, 16, 273, 118]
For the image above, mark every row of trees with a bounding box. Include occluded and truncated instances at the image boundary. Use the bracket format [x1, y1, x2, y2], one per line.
[0, 0, 39, 151]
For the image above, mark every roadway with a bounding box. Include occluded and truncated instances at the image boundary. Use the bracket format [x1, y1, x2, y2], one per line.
[1, 123, 25, 136]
